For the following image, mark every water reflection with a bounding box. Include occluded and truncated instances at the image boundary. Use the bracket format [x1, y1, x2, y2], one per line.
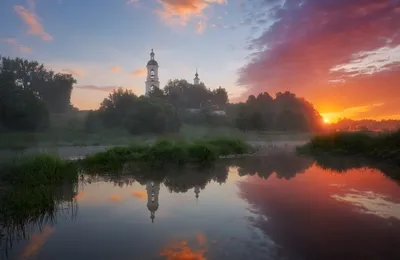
[0, 183, 78, 259]
[332, 190, 400, 220]
[1, 152, 400, 260]
[159, 233, 207, 260]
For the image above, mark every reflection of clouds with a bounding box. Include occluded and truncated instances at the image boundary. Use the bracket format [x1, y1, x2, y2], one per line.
[160, 233, 207, 260]
[131, 190, 147, 200]
[110, 195, 123, 202]
[332, 190, 400, 220]
[22, 225, 55, 259]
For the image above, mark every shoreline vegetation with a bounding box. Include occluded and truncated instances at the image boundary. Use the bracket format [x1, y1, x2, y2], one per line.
[297, 130, 400, 167]
[0, 138, 251, 186]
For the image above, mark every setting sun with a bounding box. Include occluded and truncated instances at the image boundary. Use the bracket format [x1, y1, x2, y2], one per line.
[323, 118, 330, 124]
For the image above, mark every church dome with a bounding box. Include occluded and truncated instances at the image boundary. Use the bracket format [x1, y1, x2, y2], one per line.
[147, 60, 159, 66]
[147, 203, 159, 211]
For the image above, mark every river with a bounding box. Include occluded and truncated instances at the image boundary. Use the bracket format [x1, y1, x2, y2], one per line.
[1, 152, 399, 260]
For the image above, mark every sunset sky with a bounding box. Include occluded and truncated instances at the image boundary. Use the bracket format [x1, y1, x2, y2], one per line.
[1, 0, 399, 122]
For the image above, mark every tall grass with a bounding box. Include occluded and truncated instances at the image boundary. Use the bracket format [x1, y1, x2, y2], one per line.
[0, 154, 77, 186]
[297, 130, 400, 165]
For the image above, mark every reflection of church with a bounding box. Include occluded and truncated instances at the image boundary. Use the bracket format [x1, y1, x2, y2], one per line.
[145, 49, 201, 96]
[146, 181, 160, 223]
[145, 180, 203, 223]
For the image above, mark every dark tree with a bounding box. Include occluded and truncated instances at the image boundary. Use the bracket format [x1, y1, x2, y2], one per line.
[0, 57, 76, 113]
[0, 68, 49, 132]
[89, 88, 181, 135]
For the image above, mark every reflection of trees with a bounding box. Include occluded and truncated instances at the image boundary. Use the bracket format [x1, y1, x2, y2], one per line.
[163, 165, 229, 193]
[231, 153, 313, 180]
[0, 182, 78, 258]
[312, 155, 400, 183]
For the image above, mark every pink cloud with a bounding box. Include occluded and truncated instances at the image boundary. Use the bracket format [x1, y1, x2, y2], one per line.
[1, 38, 32, 53]
[62, 68, 84, 77]
[237, 0, 400, 120]
[131, 67, 147, 77]
[14, 1, 53, 41]
[111, 66, 122, 73]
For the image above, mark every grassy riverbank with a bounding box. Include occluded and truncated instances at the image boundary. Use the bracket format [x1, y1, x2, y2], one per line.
[297, 131, 400, 165]
[0, 138, 251, 186]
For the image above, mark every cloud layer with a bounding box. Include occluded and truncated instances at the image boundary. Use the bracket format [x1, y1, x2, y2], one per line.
[238, 0, 400, 121]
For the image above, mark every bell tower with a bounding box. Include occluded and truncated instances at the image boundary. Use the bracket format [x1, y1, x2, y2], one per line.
[145, 49, 160, 96]
[194, 69, 200, 85]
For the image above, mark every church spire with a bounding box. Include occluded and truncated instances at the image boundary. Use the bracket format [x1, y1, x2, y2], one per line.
[150, 48, 155, 60]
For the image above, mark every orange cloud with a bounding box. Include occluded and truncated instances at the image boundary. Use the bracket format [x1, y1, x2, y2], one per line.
[157, 0, 227, 24]
[74, 85, 119, 92]
[22, 225, 55, 259]
[159, 233, 207, 260]
[62, 68, 84, 77]
[14, 1, 53, 41]
[110, 195, 123, 201]
[111, 66, 122, 73]
[1, 38, 32, 53]
[131, 190, 147, 200]
[131, 67, 147, 77]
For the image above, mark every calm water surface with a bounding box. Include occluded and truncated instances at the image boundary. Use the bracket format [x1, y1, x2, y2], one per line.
[1, 153, 400, 260]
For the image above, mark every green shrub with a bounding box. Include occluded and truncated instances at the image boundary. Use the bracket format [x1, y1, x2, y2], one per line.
[144, 140, 189, 165]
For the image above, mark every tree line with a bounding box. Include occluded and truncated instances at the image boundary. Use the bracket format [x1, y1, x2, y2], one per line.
[0, 57, 324, 134]
[0, 57, 76, 132]
[233, 92, 323, 132]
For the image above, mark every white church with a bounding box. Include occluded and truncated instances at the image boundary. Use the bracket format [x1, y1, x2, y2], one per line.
[144, 49, 226, 116]
[144, 49, 201, 96]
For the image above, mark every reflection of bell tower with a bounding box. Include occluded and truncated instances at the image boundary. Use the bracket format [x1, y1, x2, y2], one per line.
[194, 185, 200, 202]
[146, 181, 160, 223]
